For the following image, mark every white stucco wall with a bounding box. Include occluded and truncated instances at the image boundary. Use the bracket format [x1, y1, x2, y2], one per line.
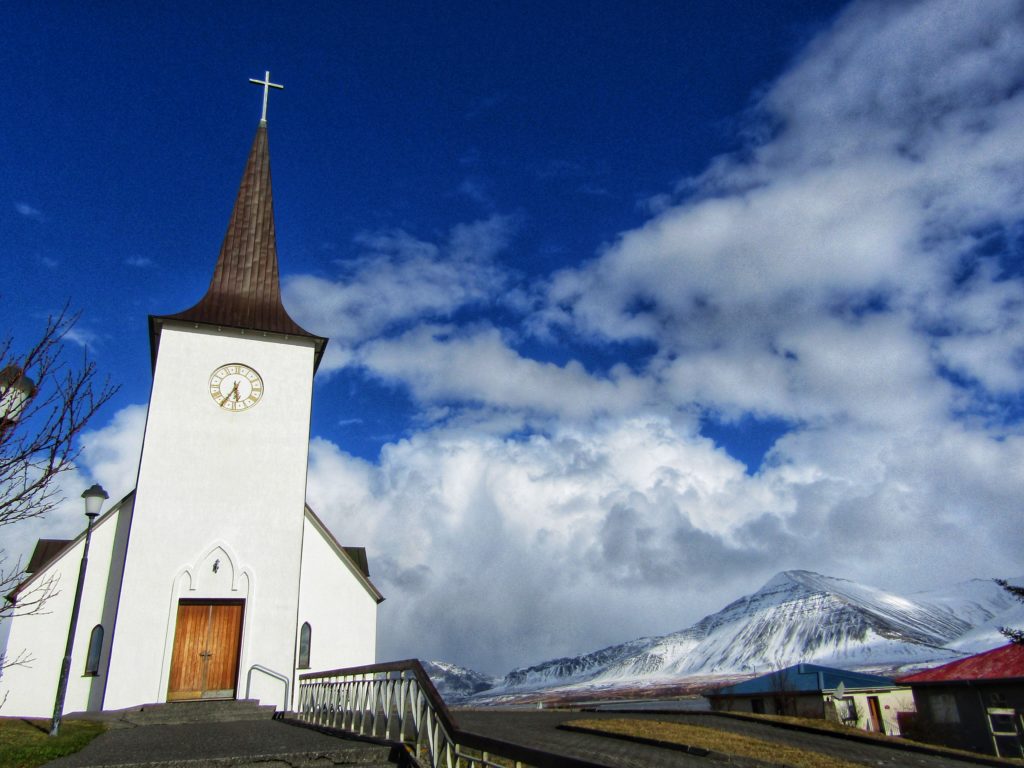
[838, 688, 916, 735]
[293, 511, 378, 705]
[104, 324, 316, 711]
[0, 495, 133, 717]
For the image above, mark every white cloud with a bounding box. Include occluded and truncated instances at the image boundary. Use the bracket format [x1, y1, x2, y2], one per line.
[10, 0, 1024, 678]
[358, 324, 654, 421]
[306, 417, 774, 672]
[77, 404, 148, 499]
[14, 202, 43, 220]
[288, 0, 1024, 672]
[61, 325, 100, 351]
[283, 216, 514, 373]
[0, 406, 147, 613]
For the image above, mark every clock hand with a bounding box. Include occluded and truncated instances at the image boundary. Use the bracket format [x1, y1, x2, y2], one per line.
[221, 381, 240, 407]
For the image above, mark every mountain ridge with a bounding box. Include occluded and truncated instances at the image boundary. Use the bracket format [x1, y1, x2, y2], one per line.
[424, 570, 1019, 702]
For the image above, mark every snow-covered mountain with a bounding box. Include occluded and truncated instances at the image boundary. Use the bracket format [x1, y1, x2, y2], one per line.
[486, 570, 1017, 695]
[420, 660, 497, 702]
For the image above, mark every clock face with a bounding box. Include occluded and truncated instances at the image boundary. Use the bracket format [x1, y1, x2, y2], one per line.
[209, 364, 263, 411]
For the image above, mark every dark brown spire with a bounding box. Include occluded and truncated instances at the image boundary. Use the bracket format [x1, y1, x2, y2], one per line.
[150, 124, 326, 369]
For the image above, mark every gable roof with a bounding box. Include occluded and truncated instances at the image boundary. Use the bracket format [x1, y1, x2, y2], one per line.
[6, 491, 134, 604]
[709, 663, 899, 697]
[343, 547, 370, 579]
[25, 539, 73, 574]
[304, 505, 384, 604]
[897, 644, 1024, 685]
[149, 123, 326, 370]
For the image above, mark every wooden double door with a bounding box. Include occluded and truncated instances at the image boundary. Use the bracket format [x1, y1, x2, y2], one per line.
[167, 600, 244, 701]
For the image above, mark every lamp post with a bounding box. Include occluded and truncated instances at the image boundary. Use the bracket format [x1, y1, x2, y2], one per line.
[49, 483, 108, 737]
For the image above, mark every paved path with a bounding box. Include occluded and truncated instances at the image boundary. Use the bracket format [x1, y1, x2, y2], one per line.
[454, 709, 991, 768]
[45, 719, 398, 767]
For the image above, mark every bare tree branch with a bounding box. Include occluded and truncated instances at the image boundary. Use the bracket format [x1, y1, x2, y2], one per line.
[0, 304, 119, 671]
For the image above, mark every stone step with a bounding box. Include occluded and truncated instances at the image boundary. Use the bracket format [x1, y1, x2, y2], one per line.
[79, 699, 279, 728]
[52, 713, 405, 767]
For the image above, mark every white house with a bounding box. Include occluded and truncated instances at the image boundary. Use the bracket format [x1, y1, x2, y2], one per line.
[1, 105, 382, 717]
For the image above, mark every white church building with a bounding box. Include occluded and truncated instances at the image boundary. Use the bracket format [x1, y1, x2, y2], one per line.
[1, 97, 382, 716]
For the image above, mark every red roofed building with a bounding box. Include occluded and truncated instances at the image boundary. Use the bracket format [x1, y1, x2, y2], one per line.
[896, 644, 1024, 757]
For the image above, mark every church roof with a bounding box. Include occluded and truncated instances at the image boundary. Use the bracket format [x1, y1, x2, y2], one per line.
[305, 505, 384, 604]
[343, 547, 370, 579]
[25, 539, 72, 574]
[150, 123, 326, 369]
[6, 492, 134, 605]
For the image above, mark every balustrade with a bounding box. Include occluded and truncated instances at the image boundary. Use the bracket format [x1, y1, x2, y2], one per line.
[295, 660, 605, 768]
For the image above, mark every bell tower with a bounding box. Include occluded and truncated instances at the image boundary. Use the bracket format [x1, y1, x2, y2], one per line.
[103, 76, 327, 710]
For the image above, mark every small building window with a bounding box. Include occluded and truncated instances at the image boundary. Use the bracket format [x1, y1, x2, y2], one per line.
[929, 692, 960, 724]
[84, 624, 103, 676]
[298, 622, 311, 669]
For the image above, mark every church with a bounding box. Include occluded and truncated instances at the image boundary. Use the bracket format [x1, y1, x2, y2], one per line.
[0, 78, 382, 716]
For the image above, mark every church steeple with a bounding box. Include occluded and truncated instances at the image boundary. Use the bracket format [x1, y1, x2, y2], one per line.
[150, 119, 326, 370]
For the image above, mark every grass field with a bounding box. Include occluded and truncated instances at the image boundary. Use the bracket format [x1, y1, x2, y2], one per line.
[569, 718, 868, 768]
[0, 718, 106, 768]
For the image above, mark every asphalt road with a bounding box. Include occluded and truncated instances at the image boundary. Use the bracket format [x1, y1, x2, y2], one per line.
[454, 709, 994, 768]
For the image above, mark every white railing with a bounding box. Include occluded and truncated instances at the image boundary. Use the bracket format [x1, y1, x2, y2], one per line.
[294, 660, 605, 768]
[245, 664, 290, 708]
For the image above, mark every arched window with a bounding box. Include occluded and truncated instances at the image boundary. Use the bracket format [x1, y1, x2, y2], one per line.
[84, 624, 103, 676]
[298, 622, 311, 669]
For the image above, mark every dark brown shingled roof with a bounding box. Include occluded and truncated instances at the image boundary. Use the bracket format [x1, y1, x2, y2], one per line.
[150, 123, 326, 369]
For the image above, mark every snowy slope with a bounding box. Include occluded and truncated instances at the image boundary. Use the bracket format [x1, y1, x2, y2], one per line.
[910, 577, 1018, 628]
[421, 660, 497, 702]
[490, 570, 1006, 694]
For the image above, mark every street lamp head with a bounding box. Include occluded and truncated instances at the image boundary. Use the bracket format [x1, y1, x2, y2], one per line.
[0, 365, 37, 429]
[81, 484, 109, 518]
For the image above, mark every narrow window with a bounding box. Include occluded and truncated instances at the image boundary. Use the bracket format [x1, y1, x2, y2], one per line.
[298, 622, 311, 669]
[84, 624, 103, 676]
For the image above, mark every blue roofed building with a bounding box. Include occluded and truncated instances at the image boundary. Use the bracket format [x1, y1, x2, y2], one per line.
[705, 663, 915, 735]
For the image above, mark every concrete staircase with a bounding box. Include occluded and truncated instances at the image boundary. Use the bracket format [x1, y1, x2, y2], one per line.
[94, 699, 277, 728]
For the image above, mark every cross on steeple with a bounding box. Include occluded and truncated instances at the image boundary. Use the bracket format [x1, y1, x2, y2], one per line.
[249, 71, 283, 124]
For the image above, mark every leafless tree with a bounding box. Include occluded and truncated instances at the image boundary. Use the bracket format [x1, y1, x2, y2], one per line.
[836, 695, 860, 727]
[767, 657, 799, 716]
[0, 305, 118, 671]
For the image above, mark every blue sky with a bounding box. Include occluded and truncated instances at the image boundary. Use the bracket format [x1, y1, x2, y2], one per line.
[5, 1, 1024, 675]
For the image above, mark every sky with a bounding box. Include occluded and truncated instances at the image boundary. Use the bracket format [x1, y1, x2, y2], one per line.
[3, 0, 1024, 677]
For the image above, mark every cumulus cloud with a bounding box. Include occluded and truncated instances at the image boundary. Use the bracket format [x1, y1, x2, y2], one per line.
[283, 216, 515, 372]
[325, 0, 1024, 670]
[357, 324, 654, 421]
[542, 0, 1024, 416]
[10, 0, 1024, 677]
[292, 0, 1024, 672]
[306, 417, 773, 672]
[1, 405, 147, 613]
